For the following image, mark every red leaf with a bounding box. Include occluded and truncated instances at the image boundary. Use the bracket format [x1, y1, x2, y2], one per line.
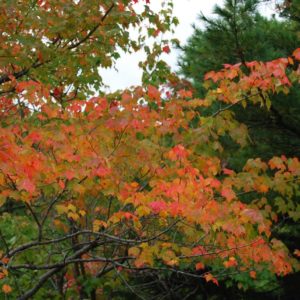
[149, 201, 167, 214]
[58, 180, 65, 190]
[19, 178, 36, 194]
[162, 45, 170, 54]
[168, 145, 189, 161]
[195, 262, 205, 270]
[124, 212, 134, 220]
[65, 170, 75, 180]
[95, 167, 111, 177]
[26, 131, 42, 144]
[118, 3, 125, 11]
[147, 85, 160, 101]
[221, 187, 236, 201]
[223, 168, 235, 176]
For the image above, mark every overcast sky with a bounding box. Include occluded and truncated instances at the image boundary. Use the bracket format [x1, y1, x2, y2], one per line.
[100, 0, 275, 91]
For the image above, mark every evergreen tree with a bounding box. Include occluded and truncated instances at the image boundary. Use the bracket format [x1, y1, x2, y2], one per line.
[179, 0, 299, 97]
[178, 0, 300, 166]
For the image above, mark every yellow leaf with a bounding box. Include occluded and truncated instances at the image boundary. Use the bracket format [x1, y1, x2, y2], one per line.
[204, 273, 219, 286]
[73, 184, 85, 195]
[93, 220, 107, 232]
[136, 206, 151, 217]
[128, 247, 140, 257]
[181, 247, 192, 256]
[55, 204, 68, 215]
[79, 210, 86, 217]
[67, 212, 79, 221]
[67, 204, 76, 213]
[0, 173, 4, 185]
[130, 182, 139, 188]
[166, 259, 178, 266]
[0, 195, 6, 207]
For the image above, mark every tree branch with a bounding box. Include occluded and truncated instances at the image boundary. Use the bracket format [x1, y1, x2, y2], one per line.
[68, 3, 115, 50]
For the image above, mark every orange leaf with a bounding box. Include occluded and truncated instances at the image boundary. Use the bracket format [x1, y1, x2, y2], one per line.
[249, 271, 257, 279]
[195, 262, 205, 270]
[221, 187, 235, 201]
[204, 273, 219, 286]
[2, 284, 12, 294]
[147, 85, 160, 101]
[293, 48, 300, 60]
[294, 249, 300, 257]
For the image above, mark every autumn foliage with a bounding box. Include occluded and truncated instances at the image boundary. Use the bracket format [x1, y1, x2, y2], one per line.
[0, 1, 299, 299]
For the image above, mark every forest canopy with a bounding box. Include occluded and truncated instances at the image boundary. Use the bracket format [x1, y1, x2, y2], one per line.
[0, 1, 299, 299]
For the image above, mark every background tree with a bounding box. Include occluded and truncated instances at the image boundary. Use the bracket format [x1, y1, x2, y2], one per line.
[278, 0, 300, 23]
[178, 0, 300, 164]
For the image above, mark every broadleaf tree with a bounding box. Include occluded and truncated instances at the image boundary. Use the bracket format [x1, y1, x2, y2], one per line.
[0, 1, 299, 299]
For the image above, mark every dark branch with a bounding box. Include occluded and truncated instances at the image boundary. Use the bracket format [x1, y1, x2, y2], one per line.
[68, 3, 115, 50]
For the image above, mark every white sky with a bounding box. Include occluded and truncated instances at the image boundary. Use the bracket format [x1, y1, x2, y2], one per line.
[100, 0, 275, 92]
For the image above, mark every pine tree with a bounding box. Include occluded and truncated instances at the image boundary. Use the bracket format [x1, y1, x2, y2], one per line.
[179, 0, 300, 164]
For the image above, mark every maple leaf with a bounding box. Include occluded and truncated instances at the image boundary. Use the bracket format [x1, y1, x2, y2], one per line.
[178, 89, 193, 98]
[124, 212, 134, 220]
[149, 201, 167, 214]
[223, 257, 238, 268]
[26, 131, 42, 144]
[67, 212, 80, 221]
[195, 262, 205, 270]
[268, 157, 286, 170]
[58, 179, 65, 190]
[53, 87, 62, 98]
[162, 45, 171, 54]
[118, 3, 125, 12]
[56, 205, 68, 215]
[19, 178, 36, 194]
[93, 220, 107, 232]
[223, 168, 235, 176]
[249, 271, 257, 279]
[204, 273, 219, 286]
[2, 284, 12, 294]
[168, 144, 189, 161]
[147, 85, 160, 101]
[221, 187, 236, 201]
[95, 167, 111, 177]
[128, 247, 140, 257]
[65, 170, 76, 180]
[294, 249, 300, 257]
[241, 208, 263, 223]
[293, 48, 300, 60]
